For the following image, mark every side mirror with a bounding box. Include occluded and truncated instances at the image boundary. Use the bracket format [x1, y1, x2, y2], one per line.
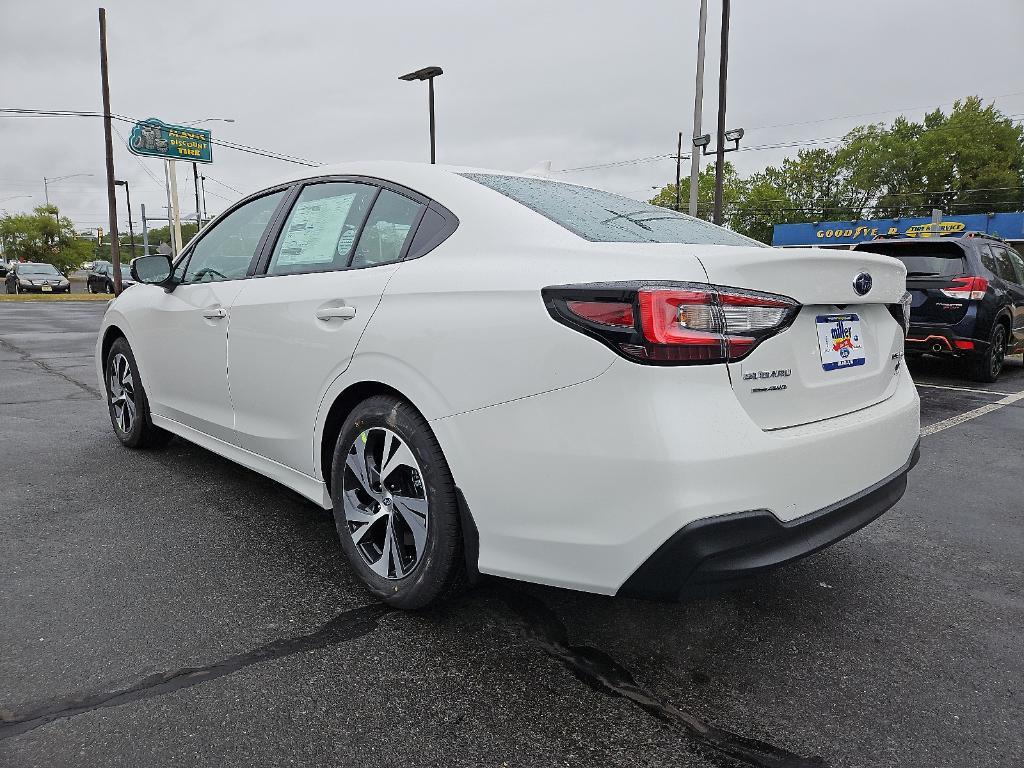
[131, 255, 172, 285]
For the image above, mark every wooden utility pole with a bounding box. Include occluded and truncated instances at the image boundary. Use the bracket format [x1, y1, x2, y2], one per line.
[98, 7, 121, 294]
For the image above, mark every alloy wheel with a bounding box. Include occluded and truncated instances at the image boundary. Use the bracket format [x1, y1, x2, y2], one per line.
[991, 327, 1006, 378]
[342, 427, 429, 580]
[108, 352, 137, 434]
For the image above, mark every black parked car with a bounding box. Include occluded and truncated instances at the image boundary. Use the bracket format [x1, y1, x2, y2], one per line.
[87, 261, 135, 294]
[4, 262, 72, 294]
[854, 232, 1024, 381]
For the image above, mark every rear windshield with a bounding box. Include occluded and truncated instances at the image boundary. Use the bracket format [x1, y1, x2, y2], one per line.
[854, 241, 966, 277]
[462, 173, 764, 247]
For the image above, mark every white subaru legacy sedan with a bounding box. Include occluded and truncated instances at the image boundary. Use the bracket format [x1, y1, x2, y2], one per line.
[96, 162, 920, 608]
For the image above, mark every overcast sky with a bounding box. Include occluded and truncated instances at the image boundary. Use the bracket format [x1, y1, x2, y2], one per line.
[2, 0, 1023, 233]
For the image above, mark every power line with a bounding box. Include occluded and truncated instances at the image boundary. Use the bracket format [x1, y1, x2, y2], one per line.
[0, 108, 322, 166]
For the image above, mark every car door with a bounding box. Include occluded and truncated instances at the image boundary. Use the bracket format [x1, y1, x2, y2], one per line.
[228, 180, 428, 474]
[997, 245, 1024, 349]
[131, 188, 288, 443]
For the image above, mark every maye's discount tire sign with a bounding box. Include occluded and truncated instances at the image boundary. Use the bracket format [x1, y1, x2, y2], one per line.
[128, 118, 213, 164]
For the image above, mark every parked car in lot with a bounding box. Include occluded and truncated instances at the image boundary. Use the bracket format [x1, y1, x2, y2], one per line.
[87, 261, 135, 293]
[854, 232, 1024, 381]
[96, 162, 921, 608]
[4, 262, 71, 294]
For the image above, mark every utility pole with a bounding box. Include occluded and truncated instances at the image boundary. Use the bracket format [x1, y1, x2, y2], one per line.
[98, 8, 121, 294]
[688, 0, 708, 217]
[674, 132, 683, 211]
[192, 161, 202, 228]
[712, 0, 731, 226]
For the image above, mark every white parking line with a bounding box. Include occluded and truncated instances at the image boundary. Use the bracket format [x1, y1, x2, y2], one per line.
[921, 389, 1024, 436]
[915, 382, 1011, 396]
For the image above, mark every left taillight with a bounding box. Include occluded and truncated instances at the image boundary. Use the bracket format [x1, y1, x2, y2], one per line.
[543, 281, 800, 365]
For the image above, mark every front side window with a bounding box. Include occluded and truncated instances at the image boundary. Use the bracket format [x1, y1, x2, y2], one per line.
[180, 190, 285, 284]
[267, 182, 377, 275]
[350, 189, 426, 268]
[462, 173, 763, 247]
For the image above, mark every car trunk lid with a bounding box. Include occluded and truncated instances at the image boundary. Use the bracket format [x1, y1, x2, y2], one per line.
[689, 245, 907, 430]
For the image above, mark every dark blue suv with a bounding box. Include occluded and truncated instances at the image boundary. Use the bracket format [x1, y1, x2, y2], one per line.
[855, 232, 1024, 382]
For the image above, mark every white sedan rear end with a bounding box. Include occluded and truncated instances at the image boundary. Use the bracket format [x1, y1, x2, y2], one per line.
[96, 162, 920, 608]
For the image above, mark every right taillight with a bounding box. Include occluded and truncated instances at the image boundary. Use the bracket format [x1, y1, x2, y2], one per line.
[543, 281, 800, 365]
[940, 276, 988, 300]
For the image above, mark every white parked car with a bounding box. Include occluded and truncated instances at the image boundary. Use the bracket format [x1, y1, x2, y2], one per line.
[96, 162, 920, 608]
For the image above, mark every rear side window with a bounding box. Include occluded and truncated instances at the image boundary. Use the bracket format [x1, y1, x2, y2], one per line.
[462, 173, 763, 247]
[855, 241, 967, 277]
[350, 189, 425, 269]
[989, 245, 1020, 283]
[1006, 248, 1024, 284]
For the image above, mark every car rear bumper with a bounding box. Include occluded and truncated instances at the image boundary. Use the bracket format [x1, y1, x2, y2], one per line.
[906, 322, 986, 355]
[617, 439, 920, 600]
[434, 357, 921, 596]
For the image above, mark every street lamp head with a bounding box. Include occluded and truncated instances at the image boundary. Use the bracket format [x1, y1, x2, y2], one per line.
[692, 134, 712, 148]
[399, 66, 443, 81]
[724, 127, 745, 142]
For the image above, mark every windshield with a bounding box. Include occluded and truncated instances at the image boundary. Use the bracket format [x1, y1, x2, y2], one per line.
[462, 173, 764, 247]
[21, 264, 61, 275]
[856, 241, 967, 277]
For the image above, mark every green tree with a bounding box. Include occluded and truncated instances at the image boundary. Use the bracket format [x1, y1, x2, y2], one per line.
[649, 161, 746, 221]
[647, 97, 1024, 243]
[140, 222, 199, 254]
[0, 205, 93, 273]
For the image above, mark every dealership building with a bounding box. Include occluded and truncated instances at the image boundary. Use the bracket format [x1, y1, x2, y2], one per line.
[772, 211, 1024, 250]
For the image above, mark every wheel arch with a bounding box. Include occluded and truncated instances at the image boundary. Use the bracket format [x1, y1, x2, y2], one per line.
[318, 380, 429, 495]
[100, 324, 127, 372]
[317, 378, 481, 583]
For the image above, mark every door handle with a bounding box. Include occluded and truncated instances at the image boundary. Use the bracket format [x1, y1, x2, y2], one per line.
[202, 307, 228, 320]
[315, 305, 357, 321]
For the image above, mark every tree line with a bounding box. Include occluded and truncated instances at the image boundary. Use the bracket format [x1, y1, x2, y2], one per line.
[651, 97, 1024, 243]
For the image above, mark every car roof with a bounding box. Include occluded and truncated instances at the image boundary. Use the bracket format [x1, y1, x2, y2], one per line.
[263, 161, 596, 245]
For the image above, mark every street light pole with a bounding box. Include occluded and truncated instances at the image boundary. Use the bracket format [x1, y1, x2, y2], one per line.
[399, 66, 444, 164]
[675, 132, 682, 212]
[42, 174, 93, 225]
[688, 0, 708, 217]
[712, 0, 731, 226]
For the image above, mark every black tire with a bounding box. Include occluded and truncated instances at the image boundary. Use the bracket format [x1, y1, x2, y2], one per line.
[106, 280, 114, 294]
[331, 395, 464, 609]
[967, 323, 1008, 383]
[103, 337, 172, 449]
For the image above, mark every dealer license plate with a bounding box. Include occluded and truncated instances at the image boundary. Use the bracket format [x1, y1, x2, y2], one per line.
[816, 313, 865, 371]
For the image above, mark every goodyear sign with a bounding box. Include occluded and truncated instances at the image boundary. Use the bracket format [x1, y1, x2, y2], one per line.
[128, 118, 213, 163]
[773, 212, 1024, 247]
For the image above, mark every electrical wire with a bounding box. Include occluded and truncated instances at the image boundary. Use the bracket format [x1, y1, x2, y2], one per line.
[0, 108, 322, 166]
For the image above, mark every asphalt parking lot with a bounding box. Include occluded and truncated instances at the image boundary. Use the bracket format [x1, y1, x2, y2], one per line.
[1, 302, 1022, 768]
